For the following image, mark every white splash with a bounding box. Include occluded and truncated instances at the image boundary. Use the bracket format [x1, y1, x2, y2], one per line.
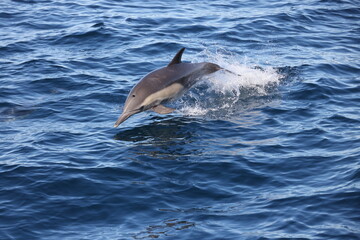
[177, 49, 283, 117]
[201, 49, 282, 93]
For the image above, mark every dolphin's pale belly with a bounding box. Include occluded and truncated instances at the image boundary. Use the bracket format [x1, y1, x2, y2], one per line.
[142, 83, 184, 108]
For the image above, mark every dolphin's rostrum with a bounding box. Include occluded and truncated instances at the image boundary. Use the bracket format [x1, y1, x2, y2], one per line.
[114, 47, 221, 127]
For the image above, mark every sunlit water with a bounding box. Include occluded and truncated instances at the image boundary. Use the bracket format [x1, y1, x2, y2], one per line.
[1, 0, 359, 239]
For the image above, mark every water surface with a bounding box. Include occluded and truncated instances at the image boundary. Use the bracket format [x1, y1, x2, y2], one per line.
[1, 0, 359, 239]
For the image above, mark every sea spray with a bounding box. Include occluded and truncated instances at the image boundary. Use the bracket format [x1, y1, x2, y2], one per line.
[177, 50, 283, 117]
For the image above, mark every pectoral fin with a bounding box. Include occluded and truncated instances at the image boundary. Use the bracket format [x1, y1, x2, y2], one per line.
[152, 105, 175, 114]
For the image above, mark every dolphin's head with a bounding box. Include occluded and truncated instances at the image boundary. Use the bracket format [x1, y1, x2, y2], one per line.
[114, 87, 147, 127]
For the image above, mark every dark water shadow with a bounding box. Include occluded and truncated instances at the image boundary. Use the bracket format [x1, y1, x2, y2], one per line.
[113, 116, 198, 142]
[132, 218, 195, 239]
[0, 103, 36, 122]
[113, 116, 208, 161]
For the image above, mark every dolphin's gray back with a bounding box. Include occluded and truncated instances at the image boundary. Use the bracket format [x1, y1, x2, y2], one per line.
[133, 62, 220, 96]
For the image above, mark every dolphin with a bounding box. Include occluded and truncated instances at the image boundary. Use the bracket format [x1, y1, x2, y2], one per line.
[114, 47, 222, 127]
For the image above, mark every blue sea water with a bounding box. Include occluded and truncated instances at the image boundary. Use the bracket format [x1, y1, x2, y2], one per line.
[1, 0, 359, 239]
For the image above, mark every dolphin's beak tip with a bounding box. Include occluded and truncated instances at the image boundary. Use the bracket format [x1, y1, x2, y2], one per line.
[114, 113, 127, 128]
[114, 110, 136, 128]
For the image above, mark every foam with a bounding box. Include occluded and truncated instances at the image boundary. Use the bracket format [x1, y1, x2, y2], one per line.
[177, 50, 283, 117]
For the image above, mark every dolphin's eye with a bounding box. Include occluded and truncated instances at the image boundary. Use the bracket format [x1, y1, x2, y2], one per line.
[132, 94, 136, 97]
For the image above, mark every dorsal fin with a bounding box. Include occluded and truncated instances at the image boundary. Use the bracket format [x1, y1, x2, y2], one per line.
[167, 47, 185, 66]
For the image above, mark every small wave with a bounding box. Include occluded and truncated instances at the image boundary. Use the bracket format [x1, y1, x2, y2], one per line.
[0, 42, 33, 54]
[53, 24, 113, 46]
